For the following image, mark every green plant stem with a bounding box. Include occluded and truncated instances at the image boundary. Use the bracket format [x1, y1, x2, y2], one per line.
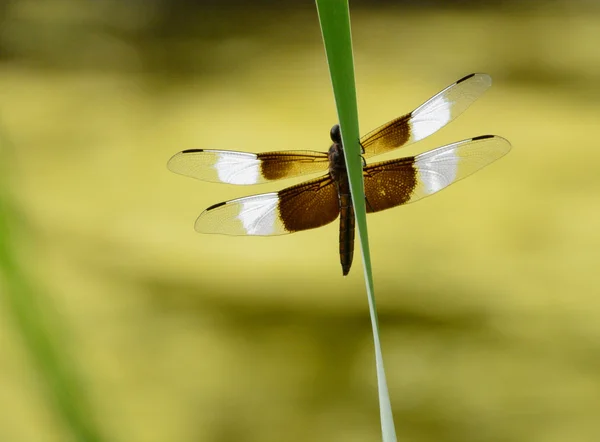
[314, 1, 397, 440]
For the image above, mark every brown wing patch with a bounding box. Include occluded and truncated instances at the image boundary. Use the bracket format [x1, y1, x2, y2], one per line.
[363, 158, 418, 213]
[360, 114, 411, 158]
[363, 135, 511, 213]
[278, 175, 340, 232]
[258, 151, 329, 181]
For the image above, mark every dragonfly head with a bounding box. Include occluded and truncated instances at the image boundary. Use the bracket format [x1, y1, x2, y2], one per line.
[330, 124, 341, 144]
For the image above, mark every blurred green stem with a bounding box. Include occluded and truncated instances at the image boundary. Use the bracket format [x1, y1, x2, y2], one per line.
[314, 1, 397, 441]
[0, 121, 104, 442]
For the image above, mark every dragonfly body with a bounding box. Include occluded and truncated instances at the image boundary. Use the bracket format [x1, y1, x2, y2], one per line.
[328, 124, 355, 275]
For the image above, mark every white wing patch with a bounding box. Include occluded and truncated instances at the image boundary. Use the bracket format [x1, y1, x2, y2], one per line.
[167, 149, 261, 185]
[410, 94, 453, 142]
[409, 73, 492, 143]
[413, 136, 511, 199]
[237, 194, 279, 235]
[214, 151, 260, 185]
[415, 145, 459, 194]
[195, 193, 287, 236]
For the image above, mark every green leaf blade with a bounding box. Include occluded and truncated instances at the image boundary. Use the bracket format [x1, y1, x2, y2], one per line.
[315, 1, 397, 441]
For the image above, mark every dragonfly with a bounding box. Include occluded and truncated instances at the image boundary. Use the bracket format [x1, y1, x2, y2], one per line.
[168, 73, 511, 276]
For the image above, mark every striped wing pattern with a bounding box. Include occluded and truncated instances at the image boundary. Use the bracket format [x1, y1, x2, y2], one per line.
[194, 175, 340, 235]
[168, 149, 329, 185]
[168, 74, 493, 186]
[194, 136, 511, 235]
[360, 73, 492, 158]
[363, 135, 511, 212]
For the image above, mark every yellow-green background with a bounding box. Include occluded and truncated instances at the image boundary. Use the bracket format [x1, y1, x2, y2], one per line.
[1, 1, 599, 441]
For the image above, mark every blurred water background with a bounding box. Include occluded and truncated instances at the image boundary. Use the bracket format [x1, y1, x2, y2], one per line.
[1, 1, 600, 441]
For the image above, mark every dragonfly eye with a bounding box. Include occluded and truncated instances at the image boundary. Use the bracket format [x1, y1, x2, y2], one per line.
[330, 124, 341, 143]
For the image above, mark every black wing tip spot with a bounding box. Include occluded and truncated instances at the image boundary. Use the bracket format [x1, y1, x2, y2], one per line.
[181, 149, 204, 154]
[456, 73, 476, 84]
[472, 134, 494, 141]
[205, 201, 227, 211]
